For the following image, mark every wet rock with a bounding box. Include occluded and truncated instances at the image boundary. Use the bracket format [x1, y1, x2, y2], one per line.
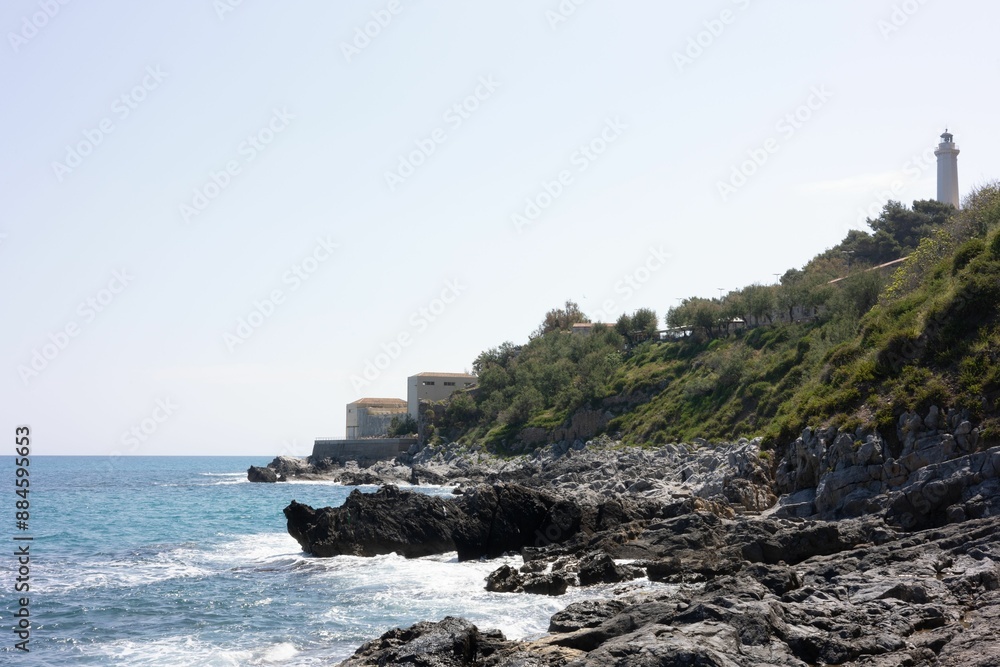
[337, 616, 509, 667]
[285, 483, 626, 561]
[520, 572, 569, 596]
[268, 455, 313, 477]
[484, 565, 521, 593]
[284, 487, 461, 558]
[645, 556, 683, 582]
[576, 552, 643, 586]
[548, 599, 627, 633]
[247, 465, 280, 483]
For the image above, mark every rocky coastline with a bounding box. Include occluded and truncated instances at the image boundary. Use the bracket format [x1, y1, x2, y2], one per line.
[257, 408, 1000, 666]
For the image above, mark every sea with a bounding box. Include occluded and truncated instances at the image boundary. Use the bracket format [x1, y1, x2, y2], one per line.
[0, 456, 664, 666]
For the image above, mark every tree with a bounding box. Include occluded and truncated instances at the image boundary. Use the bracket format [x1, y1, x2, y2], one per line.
[615, 308, 658, 346]
[830, 270, 884, 319]
[669, 298, 722, 339]
[443, 391, 479, 428]
[387, 414, 418, 437]
[472, 341, 519, 375]
[532, 300, 590, 338]
[746, 284, 776, 326]
[691, 300, 722, 338]
[867, 199, 953, 254]
[839, 228, 900, 265]
[952, 181, 1000, 242]
[777, 269, 803, 322]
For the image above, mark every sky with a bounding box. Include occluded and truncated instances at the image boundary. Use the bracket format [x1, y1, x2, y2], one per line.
[3, 0, 999, 456]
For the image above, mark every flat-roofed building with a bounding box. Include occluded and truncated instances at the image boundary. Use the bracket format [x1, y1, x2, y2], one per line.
[346, 397, 408, 439]
[407, 372, 477, 420]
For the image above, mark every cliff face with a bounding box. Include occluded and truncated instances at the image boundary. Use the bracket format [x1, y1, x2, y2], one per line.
[773, 409, 1000, 530]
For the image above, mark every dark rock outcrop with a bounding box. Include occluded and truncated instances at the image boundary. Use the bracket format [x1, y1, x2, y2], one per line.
[337, 616, 513, 667]
[247, 465, 280, 483]
[284, 482, 633, 561]
[284, 486, 461, 558]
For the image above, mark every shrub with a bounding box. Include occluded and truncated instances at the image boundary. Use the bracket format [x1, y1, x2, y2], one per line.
[952, 238, 985, 274]
[990, 229, 1000, 260]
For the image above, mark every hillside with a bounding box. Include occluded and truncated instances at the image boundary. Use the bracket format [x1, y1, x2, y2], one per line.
[427, 183, 1000, 455]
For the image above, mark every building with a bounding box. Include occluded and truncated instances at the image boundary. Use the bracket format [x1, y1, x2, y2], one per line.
[407, 372, 477, 420]
[312, 437, 416, 465]
[570, 322, 610, 336]
[935, 130, 961, 209]
[345, 397, 408, 439]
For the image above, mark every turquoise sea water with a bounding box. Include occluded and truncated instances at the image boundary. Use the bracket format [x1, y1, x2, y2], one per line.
[0, 456, 652, 665]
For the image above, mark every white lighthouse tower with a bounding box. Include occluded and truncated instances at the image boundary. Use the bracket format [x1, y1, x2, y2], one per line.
[934, 130, 961, 209]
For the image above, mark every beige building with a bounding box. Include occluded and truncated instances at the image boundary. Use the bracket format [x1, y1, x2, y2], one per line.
[346, 397, 408, 439]
[407, 372, 477, 420]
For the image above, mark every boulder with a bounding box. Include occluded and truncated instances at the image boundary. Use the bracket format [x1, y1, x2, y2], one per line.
[521, 572, 570, 596]
[337, 616, 509, 667]
[268, 456, 313, 477]
[247, 465, 280, 483]
[576, 552, 643, 586]
[548, 599, 627, 633]
[484, 565, 520, 593]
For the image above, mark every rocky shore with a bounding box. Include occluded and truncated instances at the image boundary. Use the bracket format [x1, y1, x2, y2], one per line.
[262, 409, 1000, 665]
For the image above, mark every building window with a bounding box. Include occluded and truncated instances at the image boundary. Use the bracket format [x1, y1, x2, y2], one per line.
[422, 381, 435, 386]
[464, 382, 473, 386]
[444, 381, 455, 386]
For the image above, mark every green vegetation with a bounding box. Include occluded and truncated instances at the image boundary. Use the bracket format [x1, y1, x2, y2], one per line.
[387, 414, 418, 438]
[434, 184, 1000, 452]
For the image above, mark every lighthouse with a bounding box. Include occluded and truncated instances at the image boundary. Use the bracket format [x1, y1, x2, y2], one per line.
[934, 130, 960, 209]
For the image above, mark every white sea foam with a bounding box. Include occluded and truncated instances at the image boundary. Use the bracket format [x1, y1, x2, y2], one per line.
[206, 532, 304, 565]
[260, 642, 298, 663]
[40, 545, 213, 593]
[78, 637, 333, 667]
[306, 549, 671, 642]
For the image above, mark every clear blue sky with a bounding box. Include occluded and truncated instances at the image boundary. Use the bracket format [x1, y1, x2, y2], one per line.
[3, 0, 998, 456]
